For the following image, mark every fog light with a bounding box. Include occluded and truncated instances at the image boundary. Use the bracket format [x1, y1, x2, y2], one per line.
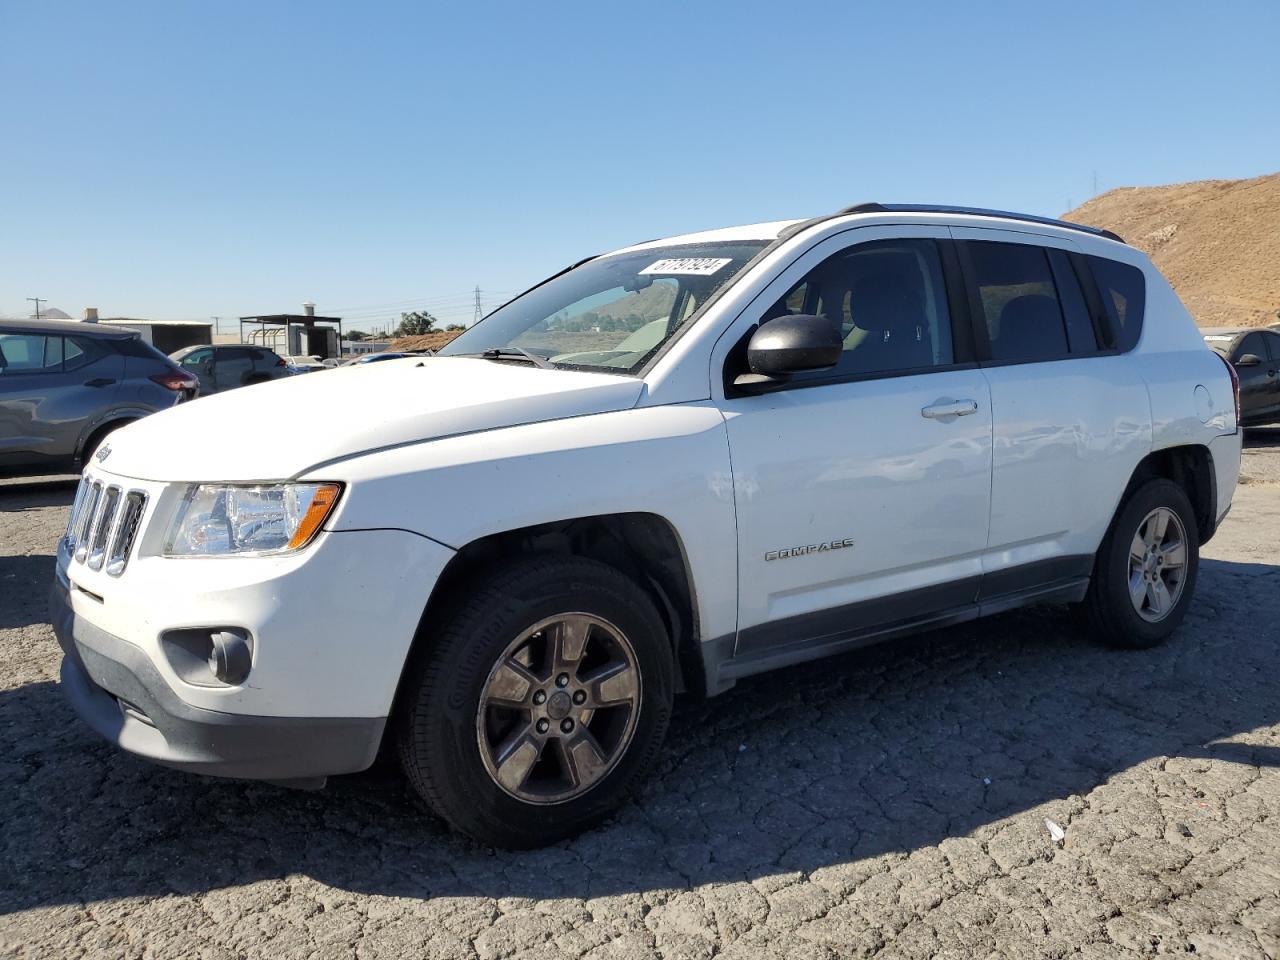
[161, 627, 254, 687]
[208, 630, 253, 685]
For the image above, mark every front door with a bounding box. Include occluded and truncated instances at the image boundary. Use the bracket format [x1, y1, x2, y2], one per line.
[1234, 332, 1277, 423]
[177, 347, 216, 394]
[716, 227, 993, 662]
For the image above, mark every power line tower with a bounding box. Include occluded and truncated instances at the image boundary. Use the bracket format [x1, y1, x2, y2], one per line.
[26, 297, 45, 319]
[472, 285, 483, 326]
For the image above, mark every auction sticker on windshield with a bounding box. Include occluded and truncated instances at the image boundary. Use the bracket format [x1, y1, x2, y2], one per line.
[639, 257, 733, 276]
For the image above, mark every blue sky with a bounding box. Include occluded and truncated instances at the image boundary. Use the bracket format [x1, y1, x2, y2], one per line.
[2, 0, 1277, 333]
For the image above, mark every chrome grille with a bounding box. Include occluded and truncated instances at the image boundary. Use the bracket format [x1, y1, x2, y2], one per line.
[107, 492, 146, 576]
[66, 476, 148, 577]
[87, 486, 121, 570]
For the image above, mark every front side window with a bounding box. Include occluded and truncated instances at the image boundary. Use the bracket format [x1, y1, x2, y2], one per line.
[437, 241, 768, 374]
[0, 334, 63, 373]
[1236, 332, 1268, 363]
[762, 238, 955, 379]
[177, 347, 213, 367]
[965, 241, 1069, 363]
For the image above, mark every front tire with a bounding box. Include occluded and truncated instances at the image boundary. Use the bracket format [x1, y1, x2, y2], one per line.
[1082, 478, 1199, 649]
[396, 556, 674, 848]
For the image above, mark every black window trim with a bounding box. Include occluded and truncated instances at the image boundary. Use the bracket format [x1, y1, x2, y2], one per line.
[723, 236, 978, 398]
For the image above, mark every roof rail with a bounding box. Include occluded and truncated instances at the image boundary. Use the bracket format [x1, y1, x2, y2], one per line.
[835, 202, 1125, 244]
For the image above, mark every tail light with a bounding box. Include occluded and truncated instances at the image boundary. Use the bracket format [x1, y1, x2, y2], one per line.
[150, 369, 199, 391]
[276, 357, 287, 367]
[1216, 352, 1241, 430]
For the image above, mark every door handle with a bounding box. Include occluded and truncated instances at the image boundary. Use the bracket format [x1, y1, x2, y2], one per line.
[921, 398, 978, 420]
[84, 378, 117, 388]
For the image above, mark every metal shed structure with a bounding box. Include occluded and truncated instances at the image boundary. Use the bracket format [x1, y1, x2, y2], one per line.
[239, 308, 344, 360]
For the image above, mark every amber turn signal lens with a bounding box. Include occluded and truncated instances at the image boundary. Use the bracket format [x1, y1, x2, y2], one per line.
[287, 483, 342, 550]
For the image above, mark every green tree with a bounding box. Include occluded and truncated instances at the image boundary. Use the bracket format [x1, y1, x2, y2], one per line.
[397, 310, 438, 336]
[344, 330, 369, 342]
[444, 323, 466, 332]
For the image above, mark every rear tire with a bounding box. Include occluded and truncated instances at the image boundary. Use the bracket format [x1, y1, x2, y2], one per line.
[1082, 478, 1199, 649]
[396, 556, 674, 848]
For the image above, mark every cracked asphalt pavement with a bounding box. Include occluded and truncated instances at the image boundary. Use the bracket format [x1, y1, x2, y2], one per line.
[2, 430, 1278, 959]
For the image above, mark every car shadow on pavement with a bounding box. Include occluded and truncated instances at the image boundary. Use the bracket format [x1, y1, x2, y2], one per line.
[1, 557, 1277, 914]
[0, 555, 57, 629]
[0, 478, 78, 512]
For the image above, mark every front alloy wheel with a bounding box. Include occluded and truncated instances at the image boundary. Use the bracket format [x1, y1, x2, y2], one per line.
[477, 614, 641, 803]
[397, 556, 673, 848]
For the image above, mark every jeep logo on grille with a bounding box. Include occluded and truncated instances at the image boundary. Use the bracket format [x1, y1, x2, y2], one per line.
[94, 444, 112, 463]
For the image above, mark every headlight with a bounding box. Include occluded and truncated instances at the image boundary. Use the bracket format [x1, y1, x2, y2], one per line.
[164, 483, 342, 557]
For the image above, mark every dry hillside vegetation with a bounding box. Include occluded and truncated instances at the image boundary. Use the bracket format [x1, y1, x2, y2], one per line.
[1063, 172, 1280, 328]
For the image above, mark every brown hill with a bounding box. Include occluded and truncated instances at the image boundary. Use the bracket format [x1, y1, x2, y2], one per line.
[1063, 172, 1280, 328]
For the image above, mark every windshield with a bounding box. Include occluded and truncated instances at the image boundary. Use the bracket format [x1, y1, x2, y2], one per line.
[438, 241, 769, 374]
[1203, 333, 1236, 357]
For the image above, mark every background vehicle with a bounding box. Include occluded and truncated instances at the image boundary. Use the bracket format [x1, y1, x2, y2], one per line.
[283, 355, 330, 374]
[0, 319, 197, 476]
[53, 205, 1241, 848]
[170, 344, 290, 393]
[341, 351, 411, 365]
[1203, 327, 1280, 426]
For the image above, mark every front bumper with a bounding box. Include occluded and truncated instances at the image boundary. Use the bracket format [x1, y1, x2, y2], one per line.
[51, 576, 385, 782]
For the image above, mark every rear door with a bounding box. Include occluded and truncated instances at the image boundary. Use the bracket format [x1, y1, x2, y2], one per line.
[950, 229, 1151, 594]
[215, 347, 255, 390]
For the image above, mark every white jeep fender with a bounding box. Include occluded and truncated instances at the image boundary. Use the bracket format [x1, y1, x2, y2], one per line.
[319, 401, 740, 645]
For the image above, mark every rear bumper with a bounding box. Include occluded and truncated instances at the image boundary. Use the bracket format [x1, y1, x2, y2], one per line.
[51, 578, 384, 782]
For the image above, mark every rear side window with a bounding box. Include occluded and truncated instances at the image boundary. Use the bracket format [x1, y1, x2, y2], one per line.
[1087, 256, 1146, 352]
[964, 242, 1069, 363]
[64, 336, 107, 371]
[0, 334, 63, 373]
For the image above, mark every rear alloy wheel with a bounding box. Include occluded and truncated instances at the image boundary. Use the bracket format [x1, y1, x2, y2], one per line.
[1125, 506, 1189, 623]
[1082, 478, 1199, 649]
[397, 556, 673, 848]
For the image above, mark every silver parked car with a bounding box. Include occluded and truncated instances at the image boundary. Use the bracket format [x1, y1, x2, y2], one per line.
[0, 319, 199, 476]
[170, 344, 291, 394]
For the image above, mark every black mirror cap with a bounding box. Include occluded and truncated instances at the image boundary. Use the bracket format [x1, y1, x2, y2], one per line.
[1236, 353, 1262, 367]
[746, 314, 843, 377]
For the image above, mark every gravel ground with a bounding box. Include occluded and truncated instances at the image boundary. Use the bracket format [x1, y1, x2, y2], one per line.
[0, 436, 1278, 959]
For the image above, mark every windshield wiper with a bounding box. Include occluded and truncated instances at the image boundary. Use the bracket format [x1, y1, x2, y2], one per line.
[461, 347, 554, 369]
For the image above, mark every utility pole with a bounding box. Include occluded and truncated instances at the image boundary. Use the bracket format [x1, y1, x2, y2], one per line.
[210, 316, 221, 338]
[26, 297, 45, 319]
[473, 285, 483, 326]
[1092, 170, 1099, 197]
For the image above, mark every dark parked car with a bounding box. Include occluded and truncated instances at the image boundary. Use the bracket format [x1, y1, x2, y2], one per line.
[0, 319, 198, 476]
[170, 344, 291, 394]
[341, 351, 413, 366]
[1203, 327, 1280, 426]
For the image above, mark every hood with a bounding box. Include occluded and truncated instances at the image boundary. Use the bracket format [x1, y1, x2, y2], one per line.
[101, 357, 644, 482]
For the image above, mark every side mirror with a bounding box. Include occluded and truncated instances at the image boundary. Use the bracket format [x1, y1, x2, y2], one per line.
[735, 314, 842, 390]
[1236, 353, 1262, 367]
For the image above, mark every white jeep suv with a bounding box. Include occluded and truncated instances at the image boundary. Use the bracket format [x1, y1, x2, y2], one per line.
[53, 204, 1242, 847]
